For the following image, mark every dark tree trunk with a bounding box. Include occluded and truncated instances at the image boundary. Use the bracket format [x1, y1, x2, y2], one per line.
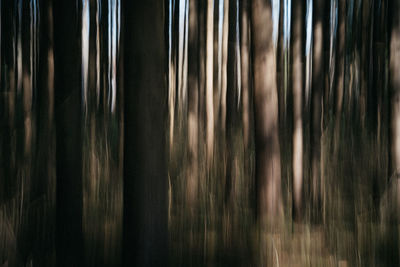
[310, 0, 326, 221]
[225, 0, 240, 205]
[32, 0, 55, 264]
[122, 1, 168, 266]
[53, 1, 84, 266]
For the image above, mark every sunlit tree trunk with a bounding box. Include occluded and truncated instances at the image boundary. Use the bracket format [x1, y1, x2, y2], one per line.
[53, 1, 84, 265]
[122, 1, 167, 266]
[389, 0, 400, 208]
[187, 0, 199, 208]
[251, 0, 283, 221]
[311, 0, 325, 219]
[206, 0, 214, 162]
[168, 0, 176, 152]
[220, 0, 229, 138]
[291, 0, 304, 221]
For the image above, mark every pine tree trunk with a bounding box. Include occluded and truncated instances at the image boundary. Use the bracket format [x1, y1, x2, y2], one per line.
[251, 0, 283, 221]
[291, 0, 305, 221]
[122, 1, 168, 266]
[53, 1, 84, 265]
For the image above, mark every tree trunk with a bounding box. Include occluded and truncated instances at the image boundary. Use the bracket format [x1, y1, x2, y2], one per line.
[187, 0, 199, 208]
[251, 0, 283, 221]
[53, 1, 84, 265]
[225, 0, 240, 205]
[241, 0, 251, 151]
[32, 0, 55, 263]
[206, 0, 215, 162]
[122, 1, 168, 266]
[333, 0, 345, 151]
[220, 0, 229, 137]
[291, 0, 305, 221]
[311, 0, 325, 220]
[389, 0, 400, 206]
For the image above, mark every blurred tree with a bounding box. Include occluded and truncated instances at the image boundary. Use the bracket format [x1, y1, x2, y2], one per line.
[389, 0, 400, 202]
[291, 0, 305, 221]
[311, 0, 326, 221]
[225, 0, 240, 205]
[206, 0, 215, 163]
[53, 0, 84, 266]
[122, 1, 168, 266]
[241, 0, 251, 153]
[187, 0, 199, 208]
[251, 0, 283, 221]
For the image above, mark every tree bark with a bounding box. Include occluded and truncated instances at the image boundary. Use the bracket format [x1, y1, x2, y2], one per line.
[220, 0, 229, 137]
[53, 1, 84, 266]
[187, 0, 199, 207]
[206, 0, 215, 162]
[390, 0, 400, 182]
[241, 0, 251, 151]
[291, 0, 305, 221]
[122, 1, 168, 266]
[251, 0, 283, 221]
[225, 0, 240, 205]
[311, 0, 325, 219]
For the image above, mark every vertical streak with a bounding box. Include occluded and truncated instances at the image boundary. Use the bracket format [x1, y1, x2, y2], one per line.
[17, 0, 22, 93]
[178, 0, 185, 112]
[96, 0, 101, 106]
[283, 0, 291, 113]
[30, 0, 34, 105]
[305, 0, 313, 107]
[108, 0, 112, 107]
[218, 0, 224, 97]
[206, 0, 215, 161]
[241, 0, 250, 149]
[111, 0, 118, 112]
[0, 0, 1, 88]
[221, 0, 229, 135]
[272, 0, 280, 48]
[168, 0, 175, 150]
[236, 0, 241, 107]
[182, 0, 189, 111]
[291, 0, 305, 220]
[82, 0, 89, 111]
[329, 0, 338, 97]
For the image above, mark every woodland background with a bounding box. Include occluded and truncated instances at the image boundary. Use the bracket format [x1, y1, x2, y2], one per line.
[1, 0, 400, 266]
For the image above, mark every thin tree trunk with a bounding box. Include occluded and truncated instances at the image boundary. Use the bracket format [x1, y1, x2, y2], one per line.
[334, 0, 345, 152]
[220, 0, 229, 137]
[291, 0, 305, 221]
[360, 0, 371, 128]
[53, 1, 84, 265]
[311, 0, 325, 219]
[225, 0, 239, 205]
[206, 0, 215, 162]
[251, 0, 283, 221]
[389, 0, 400, 202]
[241, 0, 250, 151]
[122, 1, 168, 266]
[187, 0, 199, 208]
